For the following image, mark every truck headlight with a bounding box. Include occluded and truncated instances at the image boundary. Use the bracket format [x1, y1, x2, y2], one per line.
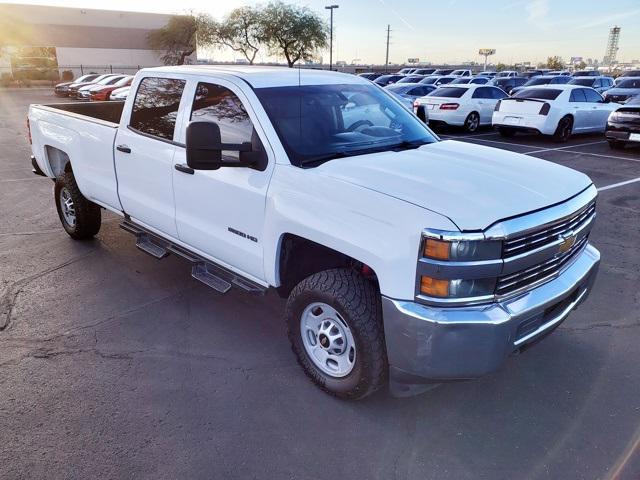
[420, 276, 496, 298]
[423, 238, 502, 261]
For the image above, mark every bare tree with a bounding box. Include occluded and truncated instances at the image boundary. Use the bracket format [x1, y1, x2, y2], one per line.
[258, 2, 328, 68]
[204, 7, 262, 65]
[147, 15, 198, 66]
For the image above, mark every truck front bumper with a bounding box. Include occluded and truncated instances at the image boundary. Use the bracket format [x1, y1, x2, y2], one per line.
[382, 243, 600, 397]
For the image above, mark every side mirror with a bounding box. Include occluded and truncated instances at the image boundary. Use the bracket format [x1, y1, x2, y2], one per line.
[186, 121, 258, 171]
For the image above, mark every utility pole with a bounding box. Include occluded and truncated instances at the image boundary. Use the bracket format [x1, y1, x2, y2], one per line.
[325, 5, 339, 71]
[385, 24, 391, 72]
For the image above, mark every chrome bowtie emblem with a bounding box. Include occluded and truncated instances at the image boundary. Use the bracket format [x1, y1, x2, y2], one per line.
[558, 232, 577, 254]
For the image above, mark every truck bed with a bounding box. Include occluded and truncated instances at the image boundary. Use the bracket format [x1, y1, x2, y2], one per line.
[35, 101, 124, 125]
[29, 101, 124, 212]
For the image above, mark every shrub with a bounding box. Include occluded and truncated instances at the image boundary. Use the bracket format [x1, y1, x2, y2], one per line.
[61, 70, 74, 81]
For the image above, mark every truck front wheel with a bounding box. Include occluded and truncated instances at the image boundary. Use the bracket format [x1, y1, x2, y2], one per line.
[285, 268, 387, 399]
[54, 171, 101, 240]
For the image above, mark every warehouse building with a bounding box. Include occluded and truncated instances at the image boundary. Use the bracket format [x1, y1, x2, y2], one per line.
[0, 3, 192, 78]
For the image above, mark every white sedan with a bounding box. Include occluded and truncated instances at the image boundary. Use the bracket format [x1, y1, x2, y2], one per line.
[413, 84, 508, 132]
[493, 85, 620, 142]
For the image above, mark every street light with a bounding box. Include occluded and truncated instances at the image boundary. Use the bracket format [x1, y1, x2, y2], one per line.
[325, 5, 339, 71]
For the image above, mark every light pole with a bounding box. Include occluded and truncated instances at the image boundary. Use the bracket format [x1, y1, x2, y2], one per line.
[325, 5, 338, 71]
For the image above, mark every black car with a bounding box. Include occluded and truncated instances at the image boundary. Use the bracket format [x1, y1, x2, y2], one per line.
[493, 76, 528, 95]
[605, 95, 640, 149]
[615, 69, 640, 84]
[603, 78, 640, 103]
[54, 74, 100, 97]
[521, 70, 547, 79]
[572, 70, 600, 77]
[373, 74, 405, 86]
[358, 72, 383, 80]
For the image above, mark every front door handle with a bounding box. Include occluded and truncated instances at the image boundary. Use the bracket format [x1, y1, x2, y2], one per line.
[174, 163, 194, 175]
[116, 144, 131, 153]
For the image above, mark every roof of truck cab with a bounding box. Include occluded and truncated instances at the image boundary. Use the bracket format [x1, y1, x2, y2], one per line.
[139, 65, 367, 88]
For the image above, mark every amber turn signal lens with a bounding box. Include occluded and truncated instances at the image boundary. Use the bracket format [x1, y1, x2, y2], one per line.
[420, 276, 449, 297]
[423, 238, 450, 260]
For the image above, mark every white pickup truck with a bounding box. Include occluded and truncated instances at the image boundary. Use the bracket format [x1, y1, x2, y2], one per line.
[28, 66, 600, 399]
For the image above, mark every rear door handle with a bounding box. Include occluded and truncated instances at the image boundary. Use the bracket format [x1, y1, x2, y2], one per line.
[116, 144, 131, 153]
[174, 163, 194, 175]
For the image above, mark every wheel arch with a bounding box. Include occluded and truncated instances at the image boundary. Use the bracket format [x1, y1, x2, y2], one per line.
[44, 145, 72, 177]
[275, 232, 379, 298]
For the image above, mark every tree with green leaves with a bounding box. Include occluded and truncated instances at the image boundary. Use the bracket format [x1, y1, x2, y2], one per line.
[258, 2, 328, 68]
[147, 15, 198, 66]
[545, 55, 564, 70]
[206, 7, 263, 65]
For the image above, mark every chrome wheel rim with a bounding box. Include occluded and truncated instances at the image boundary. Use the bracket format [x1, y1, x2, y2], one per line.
[59, 187, 76, 227]
[300, 302, 356, 378]
[466, 113, 479, 131]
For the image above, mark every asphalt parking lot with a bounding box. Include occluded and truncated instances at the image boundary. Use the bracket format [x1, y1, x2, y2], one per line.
[1, 89, 639, 480]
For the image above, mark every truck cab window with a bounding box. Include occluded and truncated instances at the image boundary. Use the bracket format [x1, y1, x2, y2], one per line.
[191, 83, 258, 162]
[129, 77, 186, 141]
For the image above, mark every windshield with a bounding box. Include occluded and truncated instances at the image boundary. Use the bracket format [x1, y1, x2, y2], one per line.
[569, 78, 595, 86]
[524, 77, 551, 86]
[513, 88, 562, 100]
[618, 79, 640, 88]
[397, 75, 424, 83]
[255, 83, 438, 167]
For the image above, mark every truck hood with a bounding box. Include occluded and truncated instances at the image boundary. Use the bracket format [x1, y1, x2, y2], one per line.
[316, 140, 592, 231]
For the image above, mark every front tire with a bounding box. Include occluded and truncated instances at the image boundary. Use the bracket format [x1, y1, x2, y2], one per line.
[463, 112, 480, 133]
[553, 116, 573, 142]
[285, 268, 387, 399]
[54, 170, 101, 240]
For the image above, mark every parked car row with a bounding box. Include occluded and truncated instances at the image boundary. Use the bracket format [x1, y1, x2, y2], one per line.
[53, 74, 133, 101]
[407, 80, 639, 149]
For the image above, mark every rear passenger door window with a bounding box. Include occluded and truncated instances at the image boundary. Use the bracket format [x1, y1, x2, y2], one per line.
[472, 87, 490, 99]
[584, 89, 603, 103]
[191, 83, 259, 162]
[130, 77, 186, 141]
[570, 89, 587, 102]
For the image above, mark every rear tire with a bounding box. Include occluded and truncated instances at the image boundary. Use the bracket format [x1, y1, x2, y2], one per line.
[498, 127, 516, 138]
[463, 112, 480, 133]
[54, 170, 101, 240]
[285, 268, 387, 400]
[553, 116, 573, 143]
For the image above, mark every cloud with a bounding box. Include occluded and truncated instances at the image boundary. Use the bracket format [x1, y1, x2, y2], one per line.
[377, 0, 415, 31]
[572, 7, 640, 30]
[525, 0, 549, 22]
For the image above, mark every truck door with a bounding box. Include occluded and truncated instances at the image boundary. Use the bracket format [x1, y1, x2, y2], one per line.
[114, 76, 187, 238]
[172, 80, 274, 281]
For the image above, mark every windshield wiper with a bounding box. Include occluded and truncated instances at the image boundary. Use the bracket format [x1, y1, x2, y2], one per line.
[299, 140, 431, 167]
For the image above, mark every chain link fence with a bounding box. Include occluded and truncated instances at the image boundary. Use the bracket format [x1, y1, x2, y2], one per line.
[0, 64, 156, 87]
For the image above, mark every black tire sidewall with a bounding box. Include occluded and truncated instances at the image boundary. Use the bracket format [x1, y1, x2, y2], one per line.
[54, 171, 101, 240]
[285, 269, 387, 399]
[555, 116, 572, 142]
[288, 288, 367, 395]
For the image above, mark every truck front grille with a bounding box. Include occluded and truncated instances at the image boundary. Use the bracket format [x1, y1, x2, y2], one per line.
[496, 235, 588, 296]
[502, 201, 595, 258]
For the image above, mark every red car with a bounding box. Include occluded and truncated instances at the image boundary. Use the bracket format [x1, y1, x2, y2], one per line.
[90, 76, 133, 101]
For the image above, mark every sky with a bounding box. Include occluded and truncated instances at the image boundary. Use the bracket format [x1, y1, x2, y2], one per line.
[5, 0, 640, 65]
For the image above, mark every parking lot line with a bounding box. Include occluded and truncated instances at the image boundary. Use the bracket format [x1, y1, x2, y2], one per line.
[535, 149, 640, 164]
[440, 132, 501, 139]
[444, 137, 529, 148]
[597, 177, 640, 192]
[523, 141, 606, 155]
